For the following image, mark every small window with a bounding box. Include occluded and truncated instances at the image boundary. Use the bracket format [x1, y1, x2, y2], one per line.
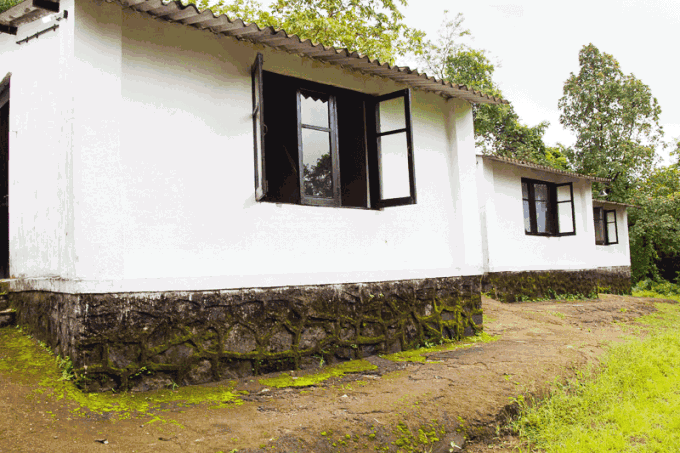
[522, 178, 575, 236]
[297, 90, 340, 207]
[251, 54, 416, 209]
[606, 210, 618, 244]
[593, 207, 606, 245]
[594, 207, 618, 245]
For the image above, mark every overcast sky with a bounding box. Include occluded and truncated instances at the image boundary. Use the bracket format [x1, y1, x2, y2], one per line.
[399, 0, 679, 165]
[260, 0, 679, 165]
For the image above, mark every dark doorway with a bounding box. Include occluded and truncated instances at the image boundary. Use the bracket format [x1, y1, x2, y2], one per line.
[0, 82, 8, 279]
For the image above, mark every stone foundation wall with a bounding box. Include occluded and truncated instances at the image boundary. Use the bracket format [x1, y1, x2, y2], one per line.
[482, 266, 632, 303]
[9, 276, 482, 391]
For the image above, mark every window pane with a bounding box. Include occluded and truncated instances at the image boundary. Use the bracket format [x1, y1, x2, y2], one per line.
[606, 210, 616, 223]
[557, 202, 574, 234]
[556, 184, 572, 202]
[593, 207, 603, 222]
[536, 201, 549, 233]
[595, 220, 605, 244]
[522, 181, 529, 199]
[523, 199, 531, 233]
[607, 222, 618, 243]
[379, 96, 405, 133]
[251, 53, 266, 201]
[534, 183, 549, 201]
[301, 128, 333, 198]
[379, 132, 411, 199]
[300, 93, 329, 128]
[255, 109, 263, 174]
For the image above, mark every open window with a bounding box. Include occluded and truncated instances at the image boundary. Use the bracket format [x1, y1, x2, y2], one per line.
[251, 53, 266, 201]
[251, 54, 416, 209]
[594, 207, 618, 245]
[372, 90, 416, 208]
[522, 178, 575, 236]
[0, 77, 8, 278]
[297, 89, 340, 207]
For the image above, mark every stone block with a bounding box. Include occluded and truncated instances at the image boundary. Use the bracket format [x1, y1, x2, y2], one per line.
[0, 308, 15, 327]
[8, 275, 484, 391]
[299, 326, 325, 351]
[223, 324, 257, 354]
[108, 343, 141, 369]
[184, 359, 213, 385]
[267, 328, 294, 353]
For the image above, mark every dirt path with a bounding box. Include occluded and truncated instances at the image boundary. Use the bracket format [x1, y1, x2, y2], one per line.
[0, 295, 664, 452]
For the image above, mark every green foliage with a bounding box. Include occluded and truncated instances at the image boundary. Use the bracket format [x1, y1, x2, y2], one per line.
[187, 0, 264, 23]
[382, 331, 498, 363]
[559, 44, 663, 201]
[512, 302, 680, 451]
[0, 326, 245, 425]
[633, 279, 680, 298]
[258, 359, 377, 388]
[190, 0, 425, 64]
[0, 0, 21, 14]
[417, 13, 556, 167]
[628, 162, 680, 282]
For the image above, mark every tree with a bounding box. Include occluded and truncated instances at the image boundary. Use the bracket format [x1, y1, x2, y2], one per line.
[628, 156, 680, 282]
[0, 0, 21, 14]
[559, 44, 663, 201]
[416, 13, 557, 167]
[189, 0, 264, 23]
[189, 0, 424, 65]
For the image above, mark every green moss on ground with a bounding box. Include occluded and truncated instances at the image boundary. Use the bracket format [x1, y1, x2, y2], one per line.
[0, 326, 245, 424]
[381, 332, 499, 363]
[258, 359, 377, 388]
[392, 420, 445, 452]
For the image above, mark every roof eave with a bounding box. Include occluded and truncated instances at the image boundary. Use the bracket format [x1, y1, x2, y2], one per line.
[479, 154, 611, 183]
[102, 0, 507, 105]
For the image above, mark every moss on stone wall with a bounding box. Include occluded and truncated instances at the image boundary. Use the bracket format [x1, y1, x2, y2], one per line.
[9, 276, 483, 391]
[482, 266, 632, 303]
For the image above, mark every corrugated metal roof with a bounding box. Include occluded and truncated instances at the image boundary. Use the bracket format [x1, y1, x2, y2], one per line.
[592, 199, 637, 208]
[86, 0, 506, 105]
[479, 154, 611, 183]
[0, 0, 55, 30]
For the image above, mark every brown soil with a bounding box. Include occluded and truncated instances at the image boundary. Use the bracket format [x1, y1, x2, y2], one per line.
[0, 294, 666, 453]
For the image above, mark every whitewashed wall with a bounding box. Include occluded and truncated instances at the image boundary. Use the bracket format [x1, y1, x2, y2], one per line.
[477, 156, 630, 273]
[0, 0, 76, 279]
[12, 0, 482, 293]
[593, 203, 630, 268]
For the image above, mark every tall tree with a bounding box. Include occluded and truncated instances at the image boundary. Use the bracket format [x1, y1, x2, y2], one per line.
[417, 13, 559, 167]
[559, 44, 663, 201]
[189, 0, 424, 65]
[628, 151, 680, 282]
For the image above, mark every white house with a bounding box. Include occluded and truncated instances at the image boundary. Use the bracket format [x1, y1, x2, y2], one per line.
[0, 0, 631, 390]
[476, 155, 631, 301]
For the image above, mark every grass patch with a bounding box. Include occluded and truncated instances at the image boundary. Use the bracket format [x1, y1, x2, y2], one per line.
[0, 326, 245, 424]
[258, 359, 377, 388]
[381, 331, 499, 363]
[512, 301, 680, 452]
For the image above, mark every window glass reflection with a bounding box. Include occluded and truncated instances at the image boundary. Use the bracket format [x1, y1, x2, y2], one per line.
[378, 96, 405, 133]
[300, 93, 329, 128]
[536, 201, 549, 233]
[523, 200, 531, 233]
[301, 128, 333, 198]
